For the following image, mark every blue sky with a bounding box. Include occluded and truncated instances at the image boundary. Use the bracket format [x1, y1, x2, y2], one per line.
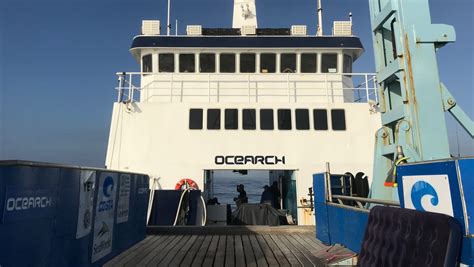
[0, 0, 472, 167]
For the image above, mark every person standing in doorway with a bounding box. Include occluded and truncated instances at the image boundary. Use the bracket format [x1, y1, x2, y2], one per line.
[270, 181, 281, 209]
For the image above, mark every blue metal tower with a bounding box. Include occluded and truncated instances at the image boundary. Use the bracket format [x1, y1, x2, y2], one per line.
[368, 0, 474, 201]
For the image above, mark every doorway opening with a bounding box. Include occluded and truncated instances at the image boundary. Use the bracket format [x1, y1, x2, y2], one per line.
[203, 169, 298, 224]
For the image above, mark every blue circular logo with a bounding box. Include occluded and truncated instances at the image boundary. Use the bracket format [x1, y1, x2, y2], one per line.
[103, 176, 114, 197]
[410, 181, 439, 211]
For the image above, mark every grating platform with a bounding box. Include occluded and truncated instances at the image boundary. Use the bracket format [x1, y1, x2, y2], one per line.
[105, 226, 355, 267]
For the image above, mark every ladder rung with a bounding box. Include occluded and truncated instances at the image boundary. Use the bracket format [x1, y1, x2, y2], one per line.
[381, 107, 405, 125]
[377, 58, 403, 83]
[372, 2, 396, 32]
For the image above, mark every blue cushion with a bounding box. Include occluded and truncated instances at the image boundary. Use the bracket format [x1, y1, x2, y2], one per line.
[358, 206, 462, 267]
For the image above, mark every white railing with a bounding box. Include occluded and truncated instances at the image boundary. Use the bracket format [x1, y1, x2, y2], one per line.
[115, 72, 378, 104]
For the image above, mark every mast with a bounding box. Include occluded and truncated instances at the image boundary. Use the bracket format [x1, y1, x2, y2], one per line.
[232, 0, 258, 28]
[167, 0, 171, 36]
[316, 0, 323, 36]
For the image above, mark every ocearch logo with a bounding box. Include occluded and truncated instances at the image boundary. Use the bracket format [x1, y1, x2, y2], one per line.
[215, 155, 286, 165]
[402, 175, 454, 217]
[410, 181, 439, 211]
[6, 196, 53, 211]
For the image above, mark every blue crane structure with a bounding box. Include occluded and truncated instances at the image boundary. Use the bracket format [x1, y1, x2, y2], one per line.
[314, 0, 474, 264]
[368, 0, 474, 201]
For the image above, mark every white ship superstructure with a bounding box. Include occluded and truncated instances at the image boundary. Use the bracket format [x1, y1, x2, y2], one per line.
[106, 0, 381, 225]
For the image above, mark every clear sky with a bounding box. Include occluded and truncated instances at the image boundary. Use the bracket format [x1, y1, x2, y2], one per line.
[0, 0, 473, 167]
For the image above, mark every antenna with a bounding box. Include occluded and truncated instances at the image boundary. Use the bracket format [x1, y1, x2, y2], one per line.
[167, 0, 171, 36]
[175, 19, 178, 35]
[316, 0, 323, 36]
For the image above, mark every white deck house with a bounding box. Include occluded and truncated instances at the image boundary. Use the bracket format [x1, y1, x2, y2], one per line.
[105, 4, 381, 225]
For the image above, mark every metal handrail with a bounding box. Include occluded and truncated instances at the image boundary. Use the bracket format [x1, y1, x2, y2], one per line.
[115, 72, 378, 104]
[331, 195, 400, 209]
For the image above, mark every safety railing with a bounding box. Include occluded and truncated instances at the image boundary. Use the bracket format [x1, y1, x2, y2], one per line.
[115, 72, 378, 104]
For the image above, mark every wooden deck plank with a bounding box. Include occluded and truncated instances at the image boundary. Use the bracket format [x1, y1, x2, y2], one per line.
[224, 235, 235, 267]
[249, 235, 268, 267]
[277, 235, 316, 267]
[284, 235, 324, 267]
[234, 235, 246, 267]
[144, 235, 185, 266]
[105, 226, 350, 267]
[191, 235, 213, 267]
[104, 236, 155, 267]
[295, 234, 325, 251]
[262, 235, 291, 267]
[180, 235, 206, 267]
[214, 235, 227, 267]
[169, 235, 199, 267]
[256, 235, 278, 267]
[123, 235, 170, 267]
[158, 235, 194, 267]
[202, 235, 219, 267]
[270, 235, 302, 267]
[241, 235, 257, 267]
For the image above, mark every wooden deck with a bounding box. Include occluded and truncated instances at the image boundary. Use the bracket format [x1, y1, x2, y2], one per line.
[105, 227, 355, 267]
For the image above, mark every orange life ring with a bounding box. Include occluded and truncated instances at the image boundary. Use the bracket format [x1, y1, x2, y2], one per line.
[175, 178, 199, 190]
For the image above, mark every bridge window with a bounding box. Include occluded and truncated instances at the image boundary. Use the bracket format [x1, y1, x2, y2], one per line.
[207, 109, 221, 130]
[240, 53, 256, 73]
[142, 54, 152, 74]
[331, 109, 346, 130]
[280, 53, 297, 73]
[295, 109, 310, 130]
[321, 54, 338, 73]
[225, 109, 238, 130]
[243, 109, 256, 130]
[220, 53, 236, 73]
[179, 54, 195, 73]
[200, 53, 216, 73]
[159, 53, 174, 73]
[301, 53, 317, 73]
[313, 109, 328, 130]
[260, 109, 274, 130]
[278, 109, 292, 130]
[343, 54, 352, 74]
[189, 109, 203, 130]
[260, 53, 276, 73]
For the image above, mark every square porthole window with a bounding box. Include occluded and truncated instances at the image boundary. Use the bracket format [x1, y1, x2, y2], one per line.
[260, 109, 274, 130]
[278, 109, 292, 130]
[225, 109, 238, 130]
[313, 109, 328, 130]
[207, 109, 221, 130]
[179, 54, 196, 73]
[240, 53, 256, 73]
[189, 109, 203, 130]
[331, 109, 346, 130]
[220, 53, 236, 73]
[301, 53, 317, 73]
[243, 109, 256, 130]
[200, 53, 216, 73]
[281, 53, 297, 73]
[295, 109, 310, 130]
[260, 53, 276, 73]
[142, 54, 152, 75]
[159, 53, 174, 73]
[321, 54, 338, 73]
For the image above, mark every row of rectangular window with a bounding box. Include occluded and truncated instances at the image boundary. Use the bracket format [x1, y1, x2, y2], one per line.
[143, 53, 352, 74]
[189, 108, 346, 131]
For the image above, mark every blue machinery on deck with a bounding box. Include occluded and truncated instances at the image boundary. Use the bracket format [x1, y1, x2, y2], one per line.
[0, 161, 149, 267]
[314, 0, 474, 265]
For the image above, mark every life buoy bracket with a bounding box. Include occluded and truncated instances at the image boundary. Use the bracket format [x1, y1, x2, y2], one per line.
[175, 178, 199, 190]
